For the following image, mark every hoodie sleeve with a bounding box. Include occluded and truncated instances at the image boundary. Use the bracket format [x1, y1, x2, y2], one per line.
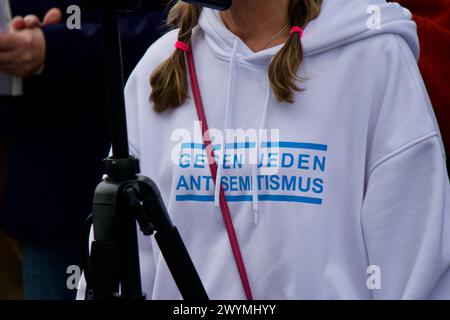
[362, 135, 450, 299]
[361, 35, 450, 300]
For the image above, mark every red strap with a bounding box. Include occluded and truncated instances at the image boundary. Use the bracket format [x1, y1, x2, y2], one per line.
[185, 48, 254, 300]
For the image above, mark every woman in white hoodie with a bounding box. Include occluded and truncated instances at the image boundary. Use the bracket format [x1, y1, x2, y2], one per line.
[120, 0, 450, 299]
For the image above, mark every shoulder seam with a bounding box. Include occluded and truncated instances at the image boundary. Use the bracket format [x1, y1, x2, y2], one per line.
[368, 132, 439, 177]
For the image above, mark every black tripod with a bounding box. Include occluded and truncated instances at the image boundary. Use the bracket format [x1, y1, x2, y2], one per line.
[83, 0, 231, 300]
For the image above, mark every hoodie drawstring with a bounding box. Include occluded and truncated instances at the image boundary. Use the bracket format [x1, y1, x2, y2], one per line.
[214, 38, 239, 219]
[249, 26, 301, 222]
[211, 38, 272, 224]
[251, 85, 271, 224]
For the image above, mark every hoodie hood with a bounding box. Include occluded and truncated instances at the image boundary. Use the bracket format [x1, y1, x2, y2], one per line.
[198, 0, 419, 66]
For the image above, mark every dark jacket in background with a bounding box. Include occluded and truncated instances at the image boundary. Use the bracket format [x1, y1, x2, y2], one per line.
[0, 0, 166, 243]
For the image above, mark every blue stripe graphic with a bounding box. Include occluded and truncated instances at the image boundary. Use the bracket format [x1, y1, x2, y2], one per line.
[176, 194, 322, 205]
[181, 142, 327, 151]
[261, 142, 328, 151]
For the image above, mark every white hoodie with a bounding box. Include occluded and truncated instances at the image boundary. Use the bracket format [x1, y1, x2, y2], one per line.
[81, 0, 450, 300]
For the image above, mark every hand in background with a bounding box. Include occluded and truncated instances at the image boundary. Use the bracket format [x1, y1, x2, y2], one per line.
[11, 8, 62, 30]
[0, 8, 61, 77]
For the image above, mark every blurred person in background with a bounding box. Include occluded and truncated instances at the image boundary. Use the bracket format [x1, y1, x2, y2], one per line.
[0, 103, 22, 300]
[0, 231, 22, 299]
[0, 0, 166, 300]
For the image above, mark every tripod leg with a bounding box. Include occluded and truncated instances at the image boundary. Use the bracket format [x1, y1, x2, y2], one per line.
[117, 192, 145, 299]
[86, 240, 119, 300]
[138, 177, 209, 300]
[154, 226, 209, 301]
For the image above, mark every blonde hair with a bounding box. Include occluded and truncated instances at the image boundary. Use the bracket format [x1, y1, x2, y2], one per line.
[150, 0, 323, 112]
